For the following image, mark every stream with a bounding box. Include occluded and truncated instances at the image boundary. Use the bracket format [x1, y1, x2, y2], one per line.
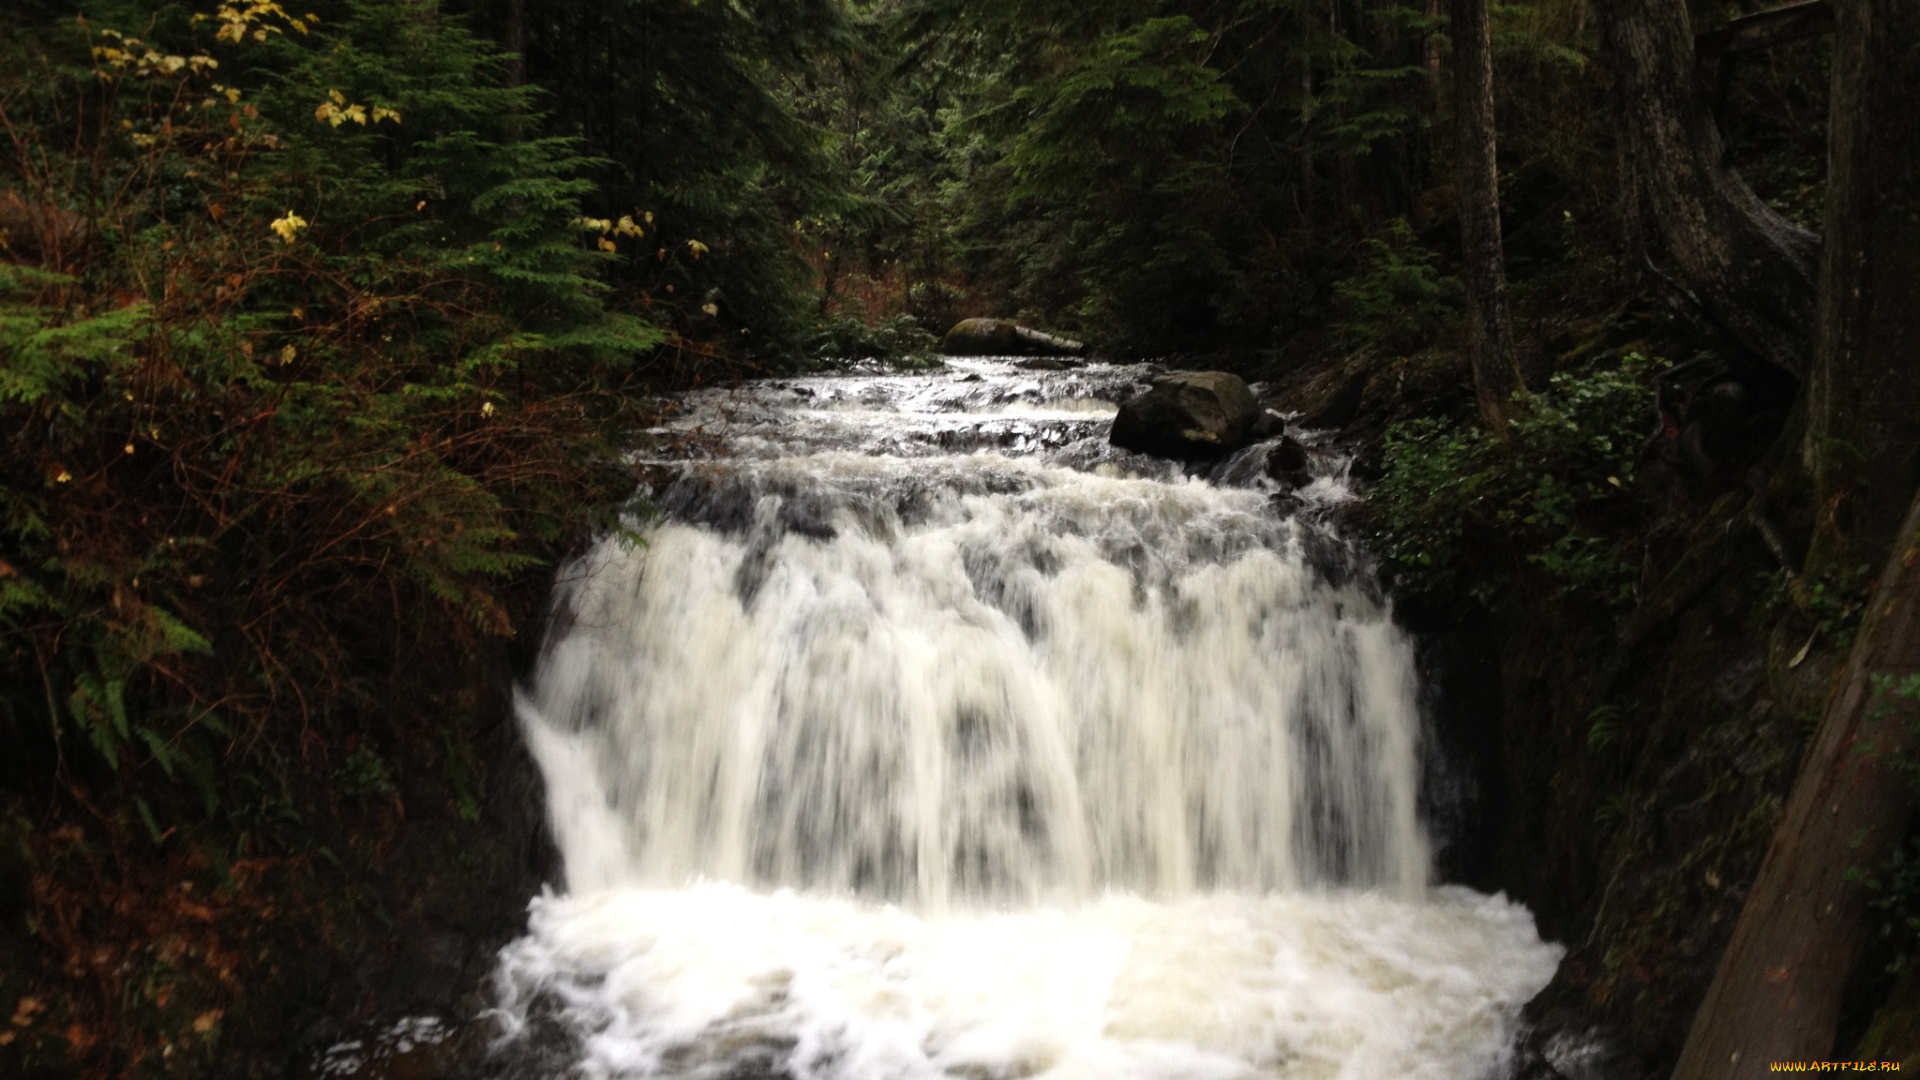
[482, 357, 1561, 1080]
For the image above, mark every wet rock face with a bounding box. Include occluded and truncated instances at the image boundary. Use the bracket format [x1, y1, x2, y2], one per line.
[1265, 436, 1314, 490]
[939, 318, 1086, 357]
[1108, 371, 1261, 460]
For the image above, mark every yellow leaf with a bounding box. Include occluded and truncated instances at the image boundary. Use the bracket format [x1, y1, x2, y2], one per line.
[313, 101, 337, 123]
[343, 103, 366, 125]
[686, 239, 709, 258]
[328, 88, 344, 104]
[191, 1010, 221, 1035]
[596, 237, 617, 252]
[278, 344, 296, 364]
[269, 212, 307, 243]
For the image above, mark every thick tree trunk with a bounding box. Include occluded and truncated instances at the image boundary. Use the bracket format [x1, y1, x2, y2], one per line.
[1671, 485, 1920, 1077]
[1802, 0, 1920, 559]
[1450, 0, 1524, 431]
[1604, 0, 1820, 378]
[1670, 13, 1920, 1070]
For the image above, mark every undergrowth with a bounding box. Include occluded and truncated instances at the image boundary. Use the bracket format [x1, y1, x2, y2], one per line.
[0, 2, 663, 1073]
[1369, 350, 1662, 605]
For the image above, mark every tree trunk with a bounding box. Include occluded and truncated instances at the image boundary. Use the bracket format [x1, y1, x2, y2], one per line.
[1451, 0, 1524, 431]
[1671, 485, 1920, 1077]
[1801, 0, 1920, 561]
[1670, 13, 1920, 1067]
[1604, 0, 1821, 378]
[505, 0, 526, 89]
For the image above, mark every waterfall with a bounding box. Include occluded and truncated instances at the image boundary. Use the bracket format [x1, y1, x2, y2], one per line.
[492, 360, 1560, 1080]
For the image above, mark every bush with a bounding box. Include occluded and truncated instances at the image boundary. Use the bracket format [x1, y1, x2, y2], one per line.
[802, 312, 940, 368]
[1369, 352, 1661, 604]
[0, 0, 665, 851]
[0, 2, 666, 1069]
[1330, 218, 1462, 352]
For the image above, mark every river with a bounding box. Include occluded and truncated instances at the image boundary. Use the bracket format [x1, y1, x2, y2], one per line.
[486, 356, 1560, 1080]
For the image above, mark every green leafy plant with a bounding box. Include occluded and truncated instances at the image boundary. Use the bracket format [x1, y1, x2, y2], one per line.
[1798, 564, 1874, 650]
[1370, 351, 1661, 604]
[1851, 672, 1920, 974]
[803, 313, 941, 368]
[1586, 703, 1623, 752]
[1861, 832, 1920, 975]
[0, 5, 667, 1069]
[1331, 218, 1461, 351]
[331, 745, 397, 807]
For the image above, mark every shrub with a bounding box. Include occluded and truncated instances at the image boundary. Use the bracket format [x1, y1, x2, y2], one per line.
[1369, 352, 1661, 604]
[802, 312, 940, 368]
[0, 0, 659, 825]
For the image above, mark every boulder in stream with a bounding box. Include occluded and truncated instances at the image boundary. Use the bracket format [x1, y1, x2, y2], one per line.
[939, 317, 1086, 357]
[1265, 435, 1314, 490]
[1108, 371, 1260, 460]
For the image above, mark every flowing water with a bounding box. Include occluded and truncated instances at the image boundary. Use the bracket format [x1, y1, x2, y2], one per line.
[491, 357, 1561, 1080]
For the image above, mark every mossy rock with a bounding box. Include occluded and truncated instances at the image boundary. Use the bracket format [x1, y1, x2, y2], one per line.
[1109, 371, 1260, 460]
[938, 318, 1085, 357]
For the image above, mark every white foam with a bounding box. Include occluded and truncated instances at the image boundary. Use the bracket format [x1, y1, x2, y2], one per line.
[518, 456, 1424, 902]
[501, 374, 1559, 1078]
[493, 884, 1559, 1080]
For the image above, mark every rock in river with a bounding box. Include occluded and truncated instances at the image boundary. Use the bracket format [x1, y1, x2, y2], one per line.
[1108, 371, 1260, 460]
[939, 317, 1086, 357]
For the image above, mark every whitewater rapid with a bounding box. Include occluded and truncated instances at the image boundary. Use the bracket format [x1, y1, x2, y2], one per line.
[493, 357, 1560, 1080]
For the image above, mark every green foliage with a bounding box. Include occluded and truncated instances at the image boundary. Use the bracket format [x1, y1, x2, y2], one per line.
[332, 744, 398, 807]
[1862, 832, 1920, 975]
[1586, 703, 1623, 752]
[865, 0, 1450, 355]
[998, 17, 1241, 202]
[0, 0, 657, 813]
[1371, 352, 1662, 603]
[1857, 674, 1920, 975]
[1330, 219, 1461, 350]
[1796, 564, 1873, 650]
[512, 0, 856, 355]
[803, 313, 940, 368]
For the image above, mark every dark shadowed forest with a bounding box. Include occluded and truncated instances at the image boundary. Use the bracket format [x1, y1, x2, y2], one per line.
[1, 0, 1916, 1076]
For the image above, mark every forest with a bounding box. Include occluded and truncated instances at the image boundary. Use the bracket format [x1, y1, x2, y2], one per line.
[0, 0, 1915, 1076]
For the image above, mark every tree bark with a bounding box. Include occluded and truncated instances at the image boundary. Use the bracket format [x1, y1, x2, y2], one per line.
[1450, 0, 1524, 431]
[505, 0, 527, 90]
[1671, 484, 1920, 1077]
[1604, 0, 1821, 379]
[1670, 12, 1920, 1066]
[1801, 0, 1920, 561]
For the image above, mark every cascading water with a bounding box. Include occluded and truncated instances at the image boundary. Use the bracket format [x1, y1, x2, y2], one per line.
[492, 358, 1561, 1080]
